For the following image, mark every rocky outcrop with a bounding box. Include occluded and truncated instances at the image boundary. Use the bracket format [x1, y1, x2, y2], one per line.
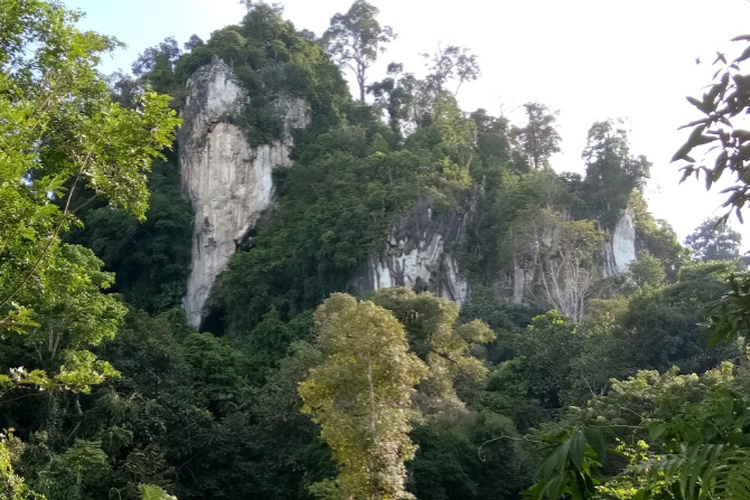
[350, 198, 474, 306]
[508, 207, 638, 302]
[512, 254, 538, 304]
[350, 197, 636, 312]
[180, 57, 308, 328]
[603, 206, 637, 277]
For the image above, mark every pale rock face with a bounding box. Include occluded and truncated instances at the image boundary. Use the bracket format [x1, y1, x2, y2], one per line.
[350, 199, 473, 306]
[180, 58, 308, 328]
[512, 259, 536, 304]
[603, 206, 637, 277]
[509, 207, 637, 302]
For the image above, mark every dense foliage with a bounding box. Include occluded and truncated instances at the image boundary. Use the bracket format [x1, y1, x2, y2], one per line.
[1, 1, 749, 500]
[217, 92, 475, 334]
[0, 0, 179, 497]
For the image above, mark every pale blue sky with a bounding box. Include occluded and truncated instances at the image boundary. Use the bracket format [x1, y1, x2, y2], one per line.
[63, 0, 750, 244]
[63, 0, 246, 74]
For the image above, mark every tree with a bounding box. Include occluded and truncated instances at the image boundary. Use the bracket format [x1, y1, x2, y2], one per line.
[581, 120, 650, 228]
[622, 250, 667, 290]
[514, 102, 561, 170]
[367, 288, 495, 418]
[299, 293, 428, 500]
[409, 412, 527, 500]
[67, 159, 194, 313]
[0, 0, 178, 375]
[0, 1, 178, 497]
[140, 485, 177, 500]
[324, 0, 396, 101]
[470, 108, 512, 165]
[14, 244, 124, 394]
[132, 37, 181, 79]
[368, 62, 411, 135]
[429, 92, 479, 169]
[526, 362, 750, 500]
[514, 311, 584, 408]
[0, 438, 44, 500]
[623, 261, 739, 374]
[369, 68, 431, 131]
[422, 45, 480, 95]
[630, 191, 690, 279]
[130, 37, 188, 105]
[510, 209, 605, 322]
[240, 0, 284, 13]
[183, 34, 204, 51]
[541, 219, 605, 322]
[685, 216, 742, 262]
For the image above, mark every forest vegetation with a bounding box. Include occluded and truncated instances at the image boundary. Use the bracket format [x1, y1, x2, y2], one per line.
[2, 1, 750, 499]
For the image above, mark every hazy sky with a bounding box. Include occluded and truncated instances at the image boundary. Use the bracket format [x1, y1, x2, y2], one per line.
[64, 0, 750, 244]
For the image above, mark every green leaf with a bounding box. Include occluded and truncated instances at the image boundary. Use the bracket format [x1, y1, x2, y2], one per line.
[687, 96, 707, 113]
[649, 422, 668, 441]
[570, 430, 586, 473]
[633, 488, 649, 500]
[140, 484, 177, 500]
[736, 44, 750, 63]
[583, 427, 607, 459]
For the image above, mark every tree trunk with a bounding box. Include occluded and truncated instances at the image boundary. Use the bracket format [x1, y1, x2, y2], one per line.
[357, 61, 366, 101]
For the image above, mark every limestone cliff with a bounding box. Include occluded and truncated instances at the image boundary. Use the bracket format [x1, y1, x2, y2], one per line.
[603, 206, 637, 277]
[350, 198, 474, 306]
[349, 201, 635, 311]
[508, 207, 637, 303]
[180, 57, 308, 328]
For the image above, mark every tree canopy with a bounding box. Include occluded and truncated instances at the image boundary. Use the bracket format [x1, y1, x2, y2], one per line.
[514, 102, 561, 170]
[0, 2, 743, 500]
[324, 0, 395, 101]
[0, 1, 179, 498]
[299, 293, 428, 500]
[685, 216, 743, 262]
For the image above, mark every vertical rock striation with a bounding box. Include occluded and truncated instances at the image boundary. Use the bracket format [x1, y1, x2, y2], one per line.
[603, 206, 637, 277]
[350, 199, 474, 306]
[180, 57, 308, 327]
[508, 207, 638, 303]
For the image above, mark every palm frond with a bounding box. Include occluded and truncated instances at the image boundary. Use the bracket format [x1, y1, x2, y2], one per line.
[634, 443, 750, 500]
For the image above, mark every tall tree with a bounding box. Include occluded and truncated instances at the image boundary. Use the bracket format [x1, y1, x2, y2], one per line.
[538, 218, 605, 323]
[324, 0, 396, 101]
[511, 209, 605, 322]
[368, 62, 410, 135]
[514, 102, 562, 170]
[368, 288, 495, 417]
[685, 216, 743, 262]
[0, 0, 179, 362]
[423, 44, 480, 95]
[514, 311, 584, 408]
[470, 108, 512, 164]
[0, 0, 178, 497]
[299, 293, 428, 500]
[581, 120, 650, 228]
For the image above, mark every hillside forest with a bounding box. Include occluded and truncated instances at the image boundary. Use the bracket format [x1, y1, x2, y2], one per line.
[4, 1, 750, 499]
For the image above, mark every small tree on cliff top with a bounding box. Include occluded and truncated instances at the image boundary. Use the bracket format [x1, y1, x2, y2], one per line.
[324, 0, 396, 101]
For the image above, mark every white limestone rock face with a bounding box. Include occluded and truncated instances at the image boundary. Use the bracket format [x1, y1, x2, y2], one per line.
[180, 57, 308, 328]
[350, 199, 473, 306]
[507, 207, 637, 303]
[603, 206, 637, 277]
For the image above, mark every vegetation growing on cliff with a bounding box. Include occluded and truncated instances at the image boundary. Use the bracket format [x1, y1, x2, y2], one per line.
[1, 1, 750, 500]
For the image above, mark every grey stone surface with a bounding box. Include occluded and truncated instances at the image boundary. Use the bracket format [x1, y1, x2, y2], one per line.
[350, 197, 476, 306]
[180, 57, 308, 327]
